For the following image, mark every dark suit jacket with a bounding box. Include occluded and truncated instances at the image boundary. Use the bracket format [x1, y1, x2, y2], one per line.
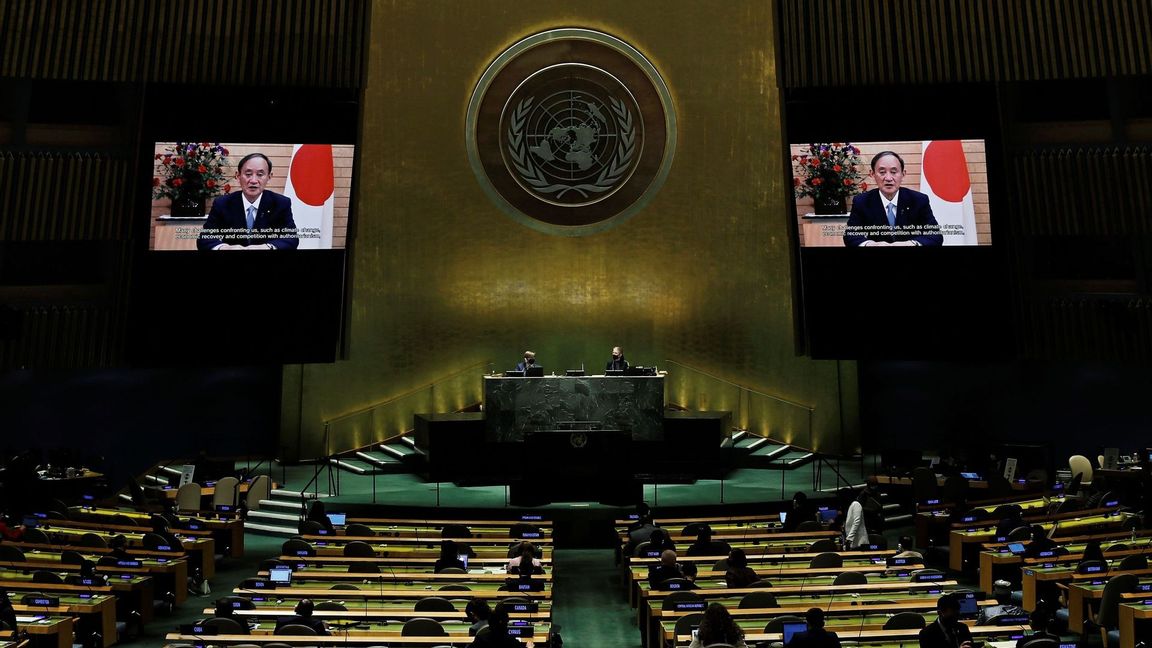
[274, 615, 329, 635]
[843, 187, 943, 247]
[918, 619, 973, 648]
[788, 628, 842, 648]
[514, 361, 541, 372]
[606, 357, 629, 371]
[197, 190, 299, 250]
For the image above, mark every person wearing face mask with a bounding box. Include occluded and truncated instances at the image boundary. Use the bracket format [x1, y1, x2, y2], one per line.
[515, 351, 541, 373]
[605, 346, 628, 372]
[919, 594, 973, 648]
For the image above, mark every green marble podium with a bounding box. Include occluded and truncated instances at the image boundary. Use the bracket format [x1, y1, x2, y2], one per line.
[483, 375, 665, 442]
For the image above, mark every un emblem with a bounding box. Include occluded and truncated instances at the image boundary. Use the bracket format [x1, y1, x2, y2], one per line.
[467, 29, 677, 235]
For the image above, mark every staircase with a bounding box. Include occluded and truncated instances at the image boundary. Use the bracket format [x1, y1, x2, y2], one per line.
[327, 435, 425, 476]
[244, 488, 332, 536]
[732, 431, 816, 470]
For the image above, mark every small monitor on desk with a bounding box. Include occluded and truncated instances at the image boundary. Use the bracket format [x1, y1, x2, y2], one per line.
[268, 566, 292, 585]
[504, 370, 525, 377]
[326, 513, 346, 526]
[960, 471, 981, 480]
[565, 369, 585, 376]
[782, 622, 808, 643]
[818, 508, 837, 523]
[525, 367, 544, 377]
[1007, 542, 1026, 555]
[605, 369, 624, 376]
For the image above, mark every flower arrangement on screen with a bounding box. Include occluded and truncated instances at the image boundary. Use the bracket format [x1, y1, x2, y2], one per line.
[792, 143, 866, 208]
[152, 142, 231, 201]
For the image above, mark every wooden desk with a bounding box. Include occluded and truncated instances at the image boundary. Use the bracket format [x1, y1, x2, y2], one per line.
[948, 509, 1134, 572]
[67, 505, 246, 557]
[14, 595, 116, 648]
[11, 615, 72, 648]
[1119, 597, 1152, 648]
[166, 634, 536, 646]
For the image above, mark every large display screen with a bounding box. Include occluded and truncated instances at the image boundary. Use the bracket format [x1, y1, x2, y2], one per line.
[791, 140, 991, 248]
[149, 142, 355, 251]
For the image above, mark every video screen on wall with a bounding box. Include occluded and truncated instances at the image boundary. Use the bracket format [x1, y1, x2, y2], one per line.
[149, 142, 354, 252]
[791, 140, 991, 248]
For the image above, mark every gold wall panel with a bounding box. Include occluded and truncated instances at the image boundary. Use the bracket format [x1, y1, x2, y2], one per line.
[281, 0, 859, 460]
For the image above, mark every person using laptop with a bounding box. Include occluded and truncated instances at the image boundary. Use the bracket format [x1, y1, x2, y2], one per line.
[1022, 524, 1058, 558]
[514, 351, 541, 373]
[605, 346, 629, 372]
[782, 491, 816, 532]
[689, 602, 746, 648]
[786, 607, 841, 648]
[435, 540, 467, 573]
[919, 594, 973, 648]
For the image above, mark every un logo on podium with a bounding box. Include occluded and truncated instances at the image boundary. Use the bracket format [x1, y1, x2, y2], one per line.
[467, 29, 677, 236]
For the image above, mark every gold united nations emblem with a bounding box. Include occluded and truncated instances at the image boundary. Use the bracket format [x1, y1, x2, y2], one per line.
[467, 29, 677, 236]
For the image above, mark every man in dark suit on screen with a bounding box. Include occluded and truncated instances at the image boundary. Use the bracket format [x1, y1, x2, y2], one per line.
[843, 150, 943, 247]
[197, 152, 299, 250]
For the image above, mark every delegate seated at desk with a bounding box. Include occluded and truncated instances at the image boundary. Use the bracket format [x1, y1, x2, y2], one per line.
[606, 346, 628, 372]
[515, 351, 541, 373]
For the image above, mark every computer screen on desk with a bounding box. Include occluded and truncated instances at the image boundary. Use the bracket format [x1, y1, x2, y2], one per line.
[504, 370, 525, 377]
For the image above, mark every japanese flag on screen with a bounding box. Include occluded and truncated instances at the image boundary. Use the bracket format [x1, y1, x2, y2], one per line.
[920, 140, 977, 246]
[282, 144, 335, 249]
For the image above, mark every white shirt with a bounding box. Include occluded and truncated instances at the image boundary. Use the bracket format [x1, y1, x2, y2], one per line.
[844, 500, 867, 549]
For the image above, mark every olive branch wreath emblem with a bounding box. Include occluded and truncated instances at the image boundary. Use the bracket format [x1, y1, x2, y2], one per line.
[507, 96, 636, 200]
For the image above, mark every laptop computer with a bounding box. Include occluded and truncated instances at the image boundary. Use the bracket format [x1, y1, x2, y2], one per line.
[268, 566, 292, 585]
[960, 471, 981, 480]
[778, 512, 787, 524]
[1007, 542, 1027, 555]
[818, 508, 837, 523]
[525, 366, 544, 377]
[958, 592, 979, 617]
[782, 622, 808, 643]
[326, 513, 346, 526]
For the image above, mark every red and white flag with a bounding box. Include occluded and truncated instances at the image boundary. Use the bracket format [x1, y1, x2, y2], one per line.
[282, 144, 335, 249]
[920, 140, 977, 246]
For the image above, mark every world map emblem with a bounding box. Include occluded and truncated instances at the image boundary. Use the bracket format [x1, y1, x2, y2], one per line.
[467, 29, 677, 235]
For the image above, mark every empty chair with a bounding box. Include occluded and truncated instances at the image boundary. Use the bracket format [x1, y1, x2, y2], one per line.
[883, 612, 926, 629]
[216, 596, 255, 611]
[1104, 543, 1128, 553]
[632, 541, 654, 557]
[439, 584, 471, 591]
[32, 570, 64, 584]
[809, 552, 843, 569]
[910, 569, 946, 582]
[175, 482, 201, 513]
[1007, 526, 1033, 541]
[200, 617, 247, 634]
[414, 597, 456, 612]
[238, 578, 274, 590]
[143, 532, 177, 550]
[347, 562, 380, 574]
[942, 474, 970, 505]
[1118, 554, 1148, 571]
[111, 514, 138, 526]
[660, 591, 704, 611]
[281, 539, 316, 557]
[807, 539, 838, 552]
[275, 623, 316, 636]
[329, 583, 361, 590]
[245, 475, 271, 511]
[259, 559, 286, 571]
[672, 613, 704, 642]
[22, 528, 50, 544]
[1076, 559, 1109, 575]
[746, 580, 773, 588]
[797, 520, 823, 532]
[313, 601, 346, 611]
[342, 541, 376, 558]
[77, 533, 108, 548]
[438, 567, 466, 574]
[765, 615, 806, 632]
[738, 591, 778, 609]
[345, 523, 376, 537]
[212, 476, 239, 509]
[1068, 455, 1094, 486]
[401, 618, 447, 636]
[0, 545, 26, 562]
[832, 572, 868, 586]
[440, 524, 471, 539]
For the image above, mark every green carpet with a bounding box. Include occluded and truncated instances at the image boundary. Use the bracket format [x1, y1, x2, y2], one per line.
[551, 549, 642, 648]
